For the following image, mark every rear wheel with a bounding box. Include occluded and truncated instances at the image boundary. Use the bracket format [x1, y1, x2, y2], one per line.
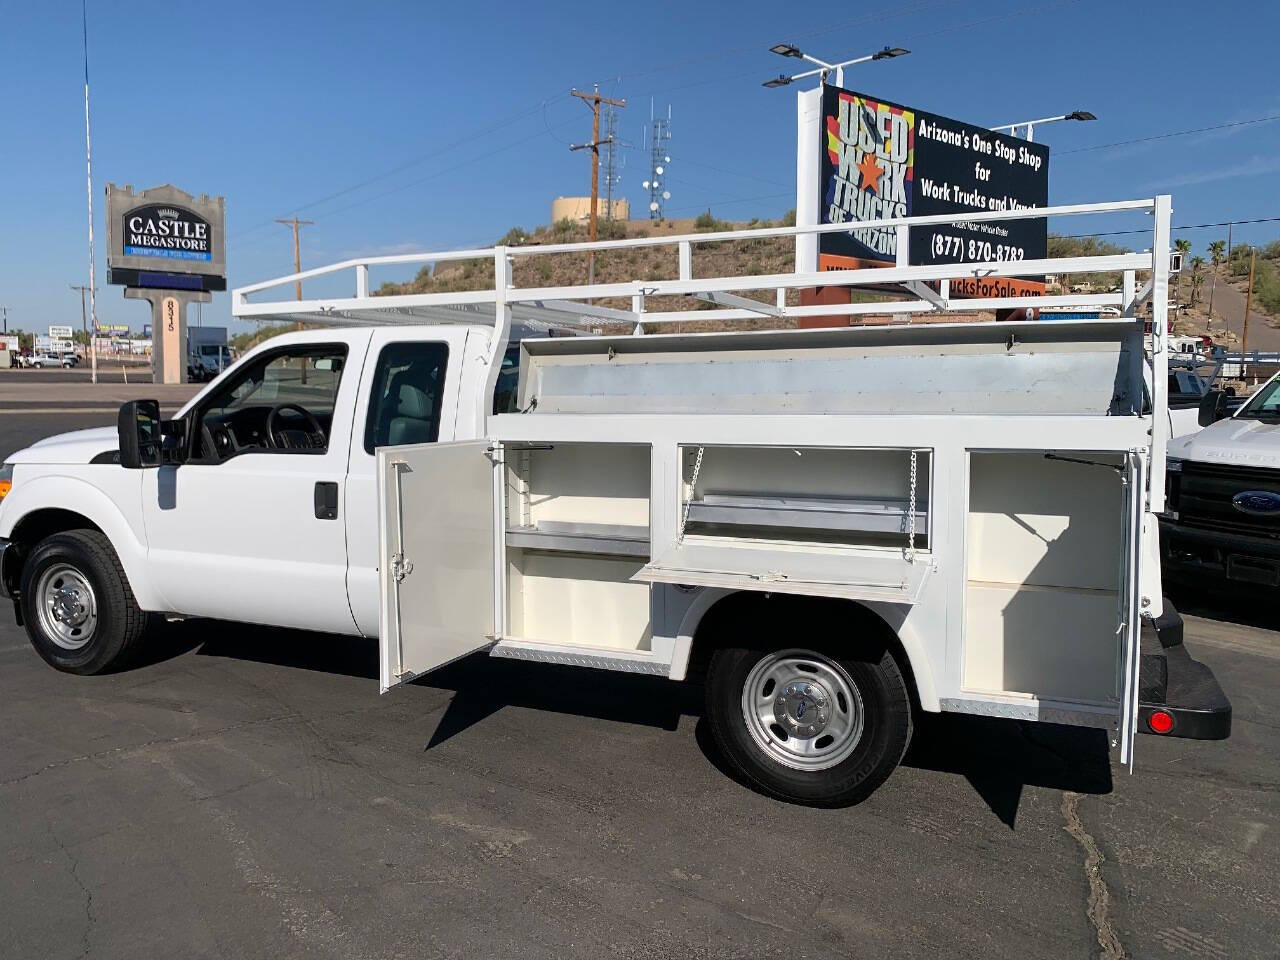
[706, 637, 912, 807]
[20, 530, 148, 674]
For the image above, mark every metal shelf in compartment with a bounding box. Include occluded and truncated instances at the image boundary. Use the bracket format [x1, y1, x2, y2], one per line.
[505, 520, 650, 558]
[685, 493, 925, 536]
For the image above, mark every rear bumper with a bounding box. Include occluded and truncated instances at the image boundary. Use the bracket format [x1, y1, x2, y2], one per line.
[1138, 600, 1231, 741]
[1160, 518, 1280, 587]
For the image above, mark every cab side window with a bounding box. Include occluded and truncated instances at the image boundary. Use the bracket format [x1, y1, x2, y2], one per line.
[364, 342, 449, 454]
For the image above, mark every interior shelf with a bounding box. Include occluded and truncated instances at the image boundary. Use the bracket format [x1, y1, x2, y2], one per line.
[506, 520, 651, 557]
[686, 493, 925, 535]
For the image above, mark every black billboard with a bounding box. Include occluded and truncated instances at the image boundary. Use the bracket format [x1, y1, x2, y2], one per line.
[818, 86, 1048, 297]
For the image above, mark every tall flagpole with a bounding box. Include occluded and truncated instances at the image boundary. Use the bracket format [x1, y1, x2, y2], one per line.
[83, 0, 99, 385]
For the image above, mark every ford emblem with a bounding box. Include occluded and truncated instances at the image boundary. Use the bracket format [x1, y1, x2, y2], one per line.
[1231, 490, 1280, 516]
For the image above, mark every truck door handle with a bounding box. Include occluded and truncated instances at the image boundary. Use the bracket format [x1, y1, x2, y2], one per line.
[314, 481, 339, 520]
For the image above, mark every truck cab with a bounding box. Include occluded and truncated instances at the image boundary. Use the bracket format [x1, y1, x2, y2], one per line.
[0, 323, 492, 644]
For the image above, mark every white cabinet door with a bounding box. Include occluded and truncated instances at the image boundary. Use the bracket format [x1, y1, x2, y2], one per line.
[1117, 451, 1144, 767]
[378, 439, 503, 692]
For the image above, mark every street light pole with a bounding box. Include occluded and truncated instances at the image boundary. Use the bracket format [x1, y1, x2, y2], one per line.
[81, 0, 99, 385]
[763, 43, 909, 89]
[990, 111, 1096, 141]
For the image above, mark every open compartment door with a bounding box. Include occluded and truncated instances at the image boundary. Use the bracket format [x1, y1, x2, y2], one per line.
[378, 439, 503, 692]
[1117, 451, 1145, 766]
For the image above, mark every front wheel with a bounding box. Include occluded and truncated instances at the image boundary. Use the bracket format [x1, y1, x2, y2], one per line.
[706, 642, 913, 806]
[20, 530, 148, 674]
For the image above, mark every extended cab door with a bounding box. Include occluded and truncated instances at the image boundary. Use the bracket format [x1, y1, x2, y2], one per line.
[342, 329, 474, 637]
[377, 439, 503, 692]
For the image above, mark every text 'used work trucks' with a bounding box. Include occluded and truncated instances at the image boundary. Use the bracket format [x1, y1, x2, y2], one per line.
[0, 196, 1230, 805]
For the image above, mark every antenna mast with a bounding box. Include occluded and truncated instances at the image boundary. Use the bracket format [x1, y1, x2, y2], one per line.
[643, 104, 672, 220]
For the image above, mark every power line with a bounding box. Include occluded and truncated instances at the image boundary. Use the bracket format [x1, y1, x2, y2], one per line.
[275, 116, 583, 233]
[1058, 114, 1280, 156]
[1058, 215, 1280, 240]
[229, 92, 572, 248]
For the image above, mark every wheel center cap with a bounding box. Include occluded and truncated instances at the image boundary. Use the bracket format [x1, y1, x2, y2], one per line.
[774, 681, 830, 738]
[53, 587, 87, 627]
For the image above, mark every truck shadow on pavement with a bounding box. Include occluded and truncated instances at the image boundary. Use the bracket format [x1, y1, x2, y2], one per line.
[147, 618, 1113, 824]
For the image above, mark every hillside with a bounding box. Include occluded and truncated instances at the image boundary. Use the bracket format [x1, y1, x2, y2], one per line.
[372, 212, 913, 333]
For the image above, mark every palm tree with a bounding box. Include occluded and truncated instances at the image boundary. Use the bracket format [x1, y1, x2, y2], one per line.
[1191, 268, 1206, 305]
[1174, 238, 1192, 302]
[1207, 239, 1226, 320]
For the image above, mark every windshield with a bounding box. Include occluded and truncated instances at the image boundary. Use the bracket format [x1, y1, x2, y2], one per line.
[1237, 376, 1280, 419]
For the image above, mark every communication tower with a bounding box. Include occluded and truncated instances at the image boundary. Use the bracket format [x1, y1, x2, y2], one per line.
[642, 103, 672, 220]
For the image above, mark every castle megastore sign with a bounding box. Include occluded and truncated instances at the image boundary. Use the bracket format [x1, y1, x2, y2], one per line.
[124, 205, 212, 262]
[105, 184, 226, 291]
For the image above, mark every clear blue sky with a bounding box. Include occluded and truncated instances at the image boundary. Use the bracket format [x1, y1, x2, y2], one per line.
[2, 0, 1278, 335]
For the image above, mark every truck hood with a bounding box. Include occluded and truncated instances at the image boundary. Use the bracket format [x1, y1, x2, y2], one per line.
[6, 426, 117, 465]
[1168, 417, 1280, 470]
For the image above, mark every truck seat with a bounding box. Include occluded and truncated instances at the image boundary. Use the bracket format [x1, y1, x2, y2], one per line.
[387, 381, 436, 446]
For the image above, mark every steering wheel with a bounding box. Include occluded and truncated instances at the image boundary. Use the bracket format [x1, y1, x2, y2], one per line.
[265, 403, 326, 450]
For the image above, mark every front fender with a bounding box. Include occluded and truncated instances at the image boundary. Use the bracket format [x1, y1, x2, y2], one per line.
[0, 472, 165, 611]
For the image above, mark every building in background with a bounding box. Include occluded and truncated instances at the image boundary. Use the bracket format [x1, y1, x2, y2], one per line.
[550, 196, 630, 224]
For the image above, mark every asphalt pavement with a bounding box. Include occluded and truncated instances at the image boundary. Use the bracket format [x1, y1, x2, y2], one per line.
[0, 406, 1276, 960]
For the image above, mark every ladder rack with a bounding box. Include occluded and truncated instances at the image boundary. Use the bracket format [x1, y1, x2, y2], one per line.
[232, 197, 1167, 333]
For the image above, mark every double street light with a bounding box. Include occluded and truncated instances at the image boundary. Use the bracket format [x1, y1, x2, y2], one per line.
[990, 111, 1096, 142]
[763, 43, 910, 89]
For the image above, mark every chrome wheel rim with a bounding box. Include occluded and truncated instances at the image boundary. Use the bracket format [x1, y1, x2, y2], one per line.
[741, 649, 864, 771]
[35, 563, 98, 650]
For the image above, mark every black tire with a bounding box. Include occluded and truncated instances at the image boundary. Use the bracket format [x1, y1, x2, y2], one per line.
[706, 631, 913, 807]
[19, 530, 148, 675]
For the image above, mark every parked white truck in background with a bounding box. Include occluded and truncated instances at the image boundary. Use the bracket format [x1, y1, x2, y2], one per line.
[1162, 371, 1280, 589]
[0, 197, 1231, 806]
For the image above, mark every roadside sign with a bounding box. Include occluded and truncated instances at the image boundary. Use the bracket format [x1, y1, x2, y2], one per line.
[48, 324, 73, 339]
[35, 335, 52, 350]
[1, 335, 18, 352]
[814, 85, 1049, 297]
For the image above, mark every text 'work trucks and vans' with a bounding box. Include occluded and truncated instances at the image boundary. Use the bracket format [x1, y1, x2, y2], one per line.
[0, 196, 1230, 806]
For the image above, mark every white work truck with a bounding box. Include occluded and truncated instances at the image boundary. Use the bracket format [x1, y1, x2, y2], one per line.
[0, 196, 1230, 806]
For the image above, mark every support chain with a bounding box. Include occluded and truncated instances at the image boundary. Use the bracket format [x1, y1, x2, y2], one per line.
[907, 449, 918, 563]
[679, 446, 705, 540]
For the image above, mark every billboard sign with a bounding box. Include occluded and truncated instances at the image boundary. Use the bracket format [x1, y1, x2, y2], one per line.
[106, 183, 226, 292]
[818, 86, 1049, 296]
[48, 325, 73, 339]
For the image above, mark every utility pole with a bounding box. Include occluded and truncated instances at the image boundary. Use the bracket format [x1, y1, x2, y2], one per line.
[1242, 249, 1257, 376]
[570, 87, 626, 284]
[70, 284, 97, 353]
[276, 217, 314, 302]
[1, 306, 7, 334]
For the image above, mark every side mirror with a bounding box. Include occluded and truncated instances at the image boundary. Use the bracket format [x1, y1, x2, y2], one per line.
[1198, 388, 1229, 427]
[118, 400, 162, 469]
